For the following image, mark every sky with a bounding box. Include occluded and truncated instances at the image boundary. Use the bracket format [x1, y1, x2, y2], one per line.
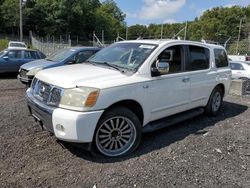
[113, 0, 250, 26]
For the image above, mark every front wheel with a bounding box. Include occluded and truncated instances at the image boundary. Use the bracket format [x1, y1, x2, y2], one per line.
[94, 107, 142, 157]
[205, 87, 223, 116]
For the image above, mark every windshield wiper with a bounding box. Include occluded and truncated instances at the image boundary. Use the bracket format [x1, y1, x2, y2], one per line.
[45, 58, 53, 61]
[87, 61, 126, 73]
[102, 62, 125, 72]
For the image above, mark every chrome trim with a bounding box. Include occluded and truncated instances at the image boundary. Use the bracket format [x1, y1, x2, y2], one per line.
[26, 88, 55, 133]
[32, 79, 64, 107]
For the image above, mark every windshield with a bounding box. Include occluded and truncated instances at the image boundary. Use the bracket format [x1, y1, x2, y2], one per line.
[46, 48, 76, 62]
[0, 50, 7, 57]
[88, 43, 157, 71]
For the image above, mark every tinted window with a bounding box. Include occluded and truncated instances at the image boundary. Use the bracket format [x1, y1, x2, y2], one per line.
[47, 48, 77, 62]
[187, 45, 209, 71]
[38, 51, 46, 59]
[157, 45, 182, 74]
[214, 49, 228, 67]
[75, 50, 95, 64]
[8, 50, 22, 59]
[229, 63, 244, 70]
[24, 51, 38, 59]
[9, 42, 26, 48]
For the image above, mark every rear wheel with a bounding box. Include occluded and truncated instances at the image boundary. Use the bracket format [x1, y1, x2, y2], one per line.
[205, 87, 223, 116]
[94, 107, 142, 157]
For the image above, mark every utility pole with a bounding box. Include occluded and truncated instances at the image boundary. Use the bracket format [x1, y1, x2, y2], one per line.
[125, 27, 128, 40]
[19, 0, 23, 41]
[184, 22, 187, 40]
[160, 23, 163, 39]
[102, 30, 104, 45]
[236, 18, 243, 55]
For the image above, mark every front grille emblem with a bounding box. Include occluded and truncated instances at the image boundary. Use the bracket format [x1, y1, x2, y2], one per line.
[39, 85, 46, 95]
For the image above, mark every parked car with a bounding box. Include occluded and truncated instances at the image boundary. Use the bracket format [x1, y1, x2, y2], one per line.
[229, 61, 250, 80]
[26, 40, 231, 157]
[0, 48, 46, 73]
[8, 41, 27, 49]
[228, 55, 250, 63]
[18, 47, 100, 86]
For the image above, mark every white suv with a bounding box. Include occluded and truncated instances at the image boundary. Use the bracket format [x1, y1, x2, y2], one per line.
[26, 40, 231, 157]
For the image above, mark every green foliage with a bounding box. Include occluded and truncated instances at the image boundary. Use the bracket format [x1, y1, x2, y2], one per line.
[127, 5, 250, 43]
[0, 0, 249, 45]
[0, 0, 19, 34]
[0, 39, 8, 51]
[0, 0, 125, 40]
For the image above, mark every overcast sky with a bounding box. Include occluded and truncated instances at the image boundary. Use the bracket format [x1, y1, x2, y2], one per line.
[114, 0, 249, 25]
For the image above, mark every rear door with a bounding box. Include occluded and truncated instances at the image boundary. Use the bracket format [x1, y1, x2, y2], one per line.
[23, 50, 39, 63]
[185, 45, 215, 109]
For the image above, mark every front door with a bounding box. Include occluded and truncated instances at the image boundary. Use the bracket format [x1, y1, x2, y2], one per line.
[147, 45, 191, 121]
[1, 50, 23, 72]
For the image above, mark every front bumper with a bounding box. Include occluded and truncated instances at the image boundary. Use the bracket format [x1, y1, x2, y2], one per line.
[26, 89, 104, 143]
[17, 74, 33, 85]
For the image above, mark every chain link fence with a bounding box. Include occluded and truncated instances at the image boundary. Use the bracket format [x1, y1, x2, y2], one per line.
[31, 34, 72, 56]
[225, 39, 250, 56]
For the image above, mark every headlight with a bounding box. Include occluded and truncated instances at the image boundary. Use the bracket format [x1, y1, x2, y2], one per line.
[59, 87, 100, 111]
[26, 67, 43, 76]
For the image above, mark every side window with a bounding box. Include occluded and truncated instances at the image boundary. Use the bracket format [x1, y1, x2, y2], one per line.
[8, 50, 22, 59]
[187, 45, 210, 71]
[214, 49, 228, 68]
[75, 51, 94, 64]
[229, 63, 244, 70]
[24, 51, 38, 59]
[157, 45, 182, 74]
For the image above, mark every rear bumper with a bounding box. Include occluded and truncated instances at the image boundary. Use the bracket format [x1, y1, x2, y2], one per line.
[26, 88, 104, 143]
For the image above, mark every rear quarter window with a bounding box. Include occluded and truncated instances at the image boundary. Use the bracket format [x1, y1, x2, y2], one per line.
[214, 49, 228, 68]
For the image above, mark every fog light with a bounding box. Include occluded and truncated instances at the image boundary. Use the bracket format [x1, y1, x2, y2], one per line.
[56, 124, 65, 132]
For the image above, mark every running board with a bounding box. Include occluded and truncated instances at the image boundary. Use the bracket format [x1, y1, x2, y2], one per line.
[143, 108, 204, 133]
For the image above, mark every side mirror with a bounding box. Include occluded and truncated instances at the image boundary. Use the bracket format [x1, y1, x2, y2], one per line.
[152, 60, 169, 75]
[66, 60, 76, 65]
[3, 56, 8, 60]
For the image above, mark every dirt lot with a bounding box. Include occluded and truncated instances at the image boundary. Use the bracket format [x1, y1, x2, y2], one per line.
[0, 74, 250, 188]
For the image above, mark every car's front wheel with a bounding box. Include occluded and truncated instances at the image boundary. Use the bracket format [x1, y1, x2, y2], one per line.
[94, 107, 142, 157]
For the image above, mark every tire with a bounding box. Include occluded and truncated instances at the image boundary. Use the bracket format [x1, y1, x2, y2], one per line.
[93, 107, 142, 157]
[205, 86, 223, 116]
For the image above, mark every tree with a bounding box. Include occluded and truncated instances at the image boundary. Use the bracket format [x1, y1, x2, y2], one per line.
[0, 0, 19, 34]
[94, 0, 126, 41]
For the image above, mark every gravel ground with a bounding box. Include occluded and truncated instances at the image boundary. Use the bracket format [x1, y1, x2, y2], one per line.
[0, 74, 250, 188]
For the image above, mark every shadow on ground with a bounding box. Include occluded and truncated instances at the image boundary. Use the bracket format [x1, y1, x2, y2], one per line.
[0, 72, 18, 79]
[60, 101, 248, 163]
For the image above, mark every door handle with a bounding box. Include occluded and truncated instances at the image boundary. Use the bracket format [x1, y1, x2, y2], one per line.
[182, 77, 190, 83]
[143, 85, 149, 89]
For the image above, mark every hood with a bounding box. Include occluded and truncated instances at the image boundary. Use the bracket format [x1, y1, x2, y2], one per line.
[35, 64, 144, 89]
[21, 59, 59, 70]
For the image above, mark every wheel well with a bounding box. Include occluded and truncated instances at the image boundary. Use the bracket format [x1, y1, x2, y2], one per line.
[105, 100, 144, 125]
[216, 83, 225, 97]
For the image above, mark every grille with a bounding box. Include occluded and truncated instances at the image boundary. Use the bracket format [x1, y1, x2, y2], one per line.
[48, 87, 62, 106]
[19, 69, 28, 78]
[33, 79, 62, 106]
